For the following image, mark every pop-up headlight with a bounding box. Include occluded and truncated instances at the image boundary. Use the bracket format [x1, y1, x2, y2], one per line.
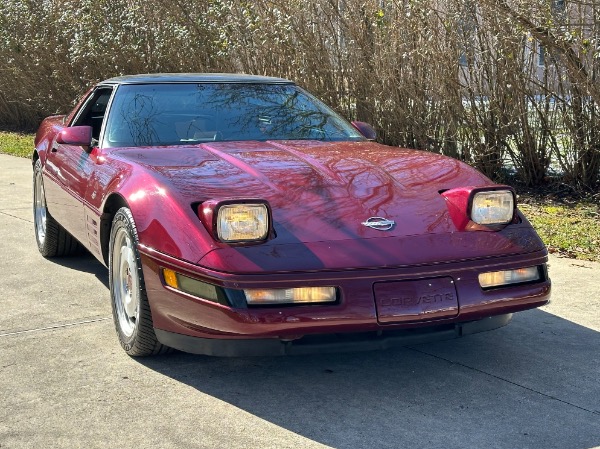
[198, 199, 271, 243]
[471, 190, 514, 225]
[441, 186, 516, 231]
[217, 203, 268, 242]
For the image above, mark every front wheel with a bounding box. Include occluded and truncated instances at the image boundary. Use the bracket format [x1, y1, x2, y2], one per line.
[109, 207, 169, 356]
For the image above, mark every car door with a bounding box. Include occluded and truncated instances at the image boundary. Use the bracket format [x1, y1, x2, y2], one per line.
[43, 87, 114, 247]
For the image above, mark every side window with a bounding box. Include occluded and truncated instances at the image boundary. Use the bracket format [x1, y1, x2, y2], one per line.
[72, 87, 114, 143]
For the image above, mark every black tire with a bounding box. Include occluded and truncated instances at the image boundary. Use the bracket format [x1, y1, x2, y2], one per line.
[108, 207, 170, 356]
[33, 159, 81, 257]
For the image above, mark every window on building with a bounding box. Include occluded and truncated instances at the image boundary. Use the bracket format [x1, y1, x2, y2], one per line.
[552, 0, 566, 13]
[538, 44, 546, 66]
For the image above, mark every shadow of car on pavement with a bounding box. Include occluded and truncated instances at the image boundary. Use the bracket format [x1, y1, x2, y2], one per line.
[135, 309, 600, 449]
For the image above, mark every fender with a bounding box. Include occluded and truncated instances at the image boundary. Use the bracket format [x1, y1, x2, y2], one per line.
[91, 152, 218, 266]
[33, 115, 66, 165]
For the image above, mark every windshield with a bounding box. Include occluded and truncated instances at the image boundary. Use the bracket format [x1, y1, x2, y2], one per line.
[102, 83, 364, 147]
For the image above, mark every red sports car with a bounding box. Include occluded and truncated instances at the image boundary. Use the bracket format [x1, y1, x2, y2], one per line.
[32, 74, 551, 356]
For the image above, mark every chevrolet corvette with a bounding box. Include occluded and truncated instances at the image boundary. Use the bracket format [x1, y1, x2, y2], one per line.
[32, 74, 551, 356]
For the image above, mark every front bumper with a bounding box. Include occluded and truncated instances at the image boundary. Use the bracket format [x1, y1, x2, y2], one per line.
[154, 314, 513, 356]
[139, 246, 550, 356]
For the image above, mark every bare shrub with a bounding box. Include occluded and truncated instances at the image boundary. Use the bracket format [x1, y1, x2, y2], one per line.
[0, 0, 598, 188]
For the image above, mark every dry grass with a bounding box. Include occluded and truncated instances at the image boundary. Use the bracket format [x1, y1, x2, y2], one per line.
[0, 131, 33, 158]
[519, 195, 600, 262]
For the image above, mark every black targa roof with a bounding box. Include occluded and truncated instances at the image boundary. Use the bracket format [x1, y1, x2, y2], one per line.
[101, 73, 294, 85]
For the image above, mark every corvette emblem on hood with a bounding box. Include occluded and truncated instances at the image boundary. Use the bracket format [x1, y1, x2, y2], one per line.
[361, 217, 396, 231]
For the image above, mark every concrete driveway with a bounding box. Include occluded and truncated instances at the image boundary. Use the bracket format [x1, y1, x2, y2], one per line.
[1, 153, 599, 449]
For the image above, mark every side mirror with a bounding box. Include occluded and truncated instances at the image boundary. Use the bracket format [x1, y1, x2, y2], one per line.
[56, 126, 93, 150]
[351, 121, 377, 141]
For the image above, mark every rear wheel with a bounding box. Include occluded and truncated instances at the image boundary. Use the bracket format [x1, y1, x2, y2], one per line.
[33, 159, 81, 257]
[109, 207, 169, 356]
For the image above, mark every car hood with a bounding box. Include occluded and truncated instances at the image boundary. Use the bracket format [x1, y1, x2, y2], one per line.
[109, 140, 546, 272]
[113, 140, 492, 243]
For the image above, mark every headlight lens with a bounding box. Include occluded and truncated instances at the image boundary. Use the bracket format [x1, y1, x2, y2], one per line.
[243, 287, 337, 305]
[217, 203, 269, 242]
[471, 190, 514, 225]
[479, 266, 540, 289]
